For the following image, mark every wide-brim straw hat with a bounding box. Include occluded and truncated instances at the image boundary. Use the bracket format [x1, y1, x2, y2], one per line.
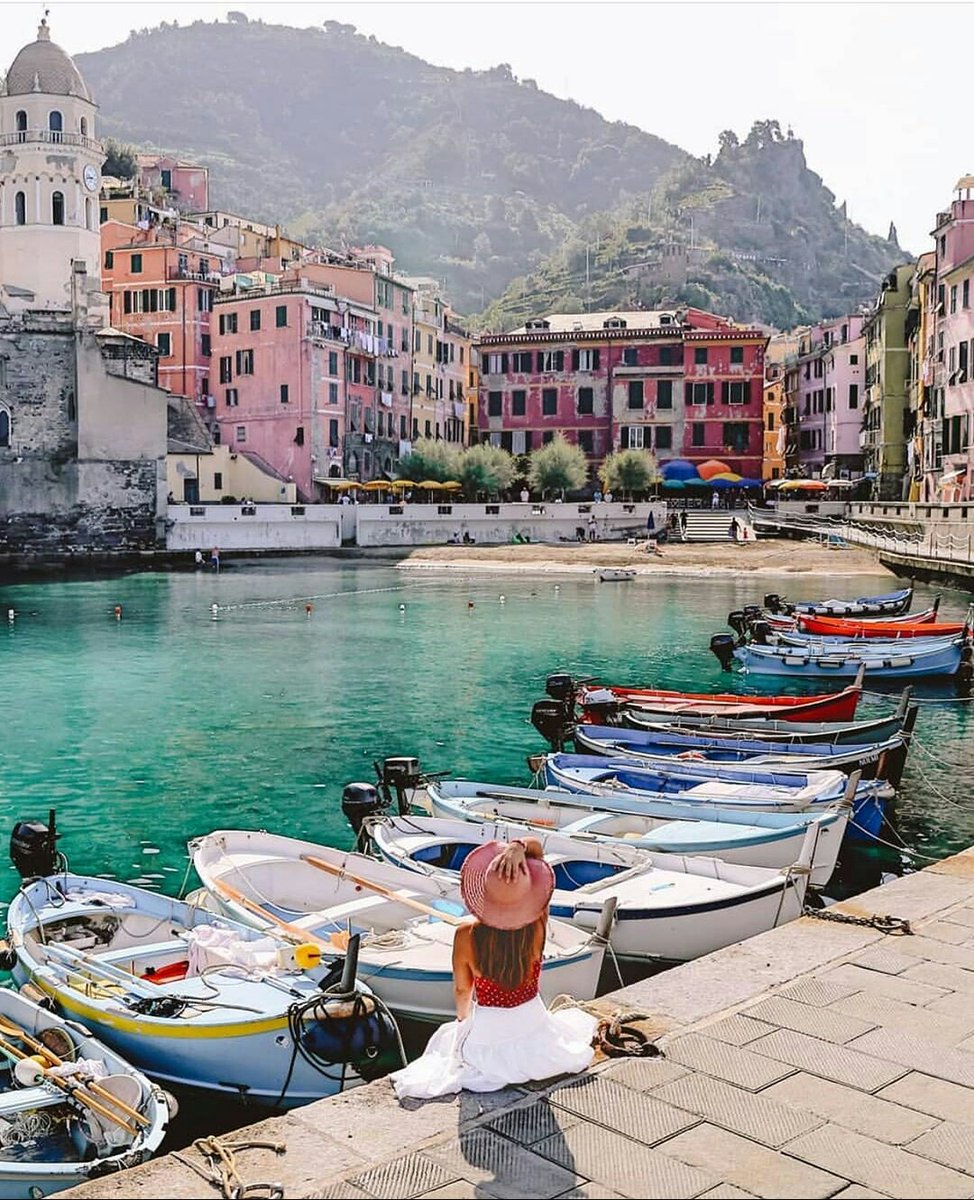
[460, 841, 554, 930]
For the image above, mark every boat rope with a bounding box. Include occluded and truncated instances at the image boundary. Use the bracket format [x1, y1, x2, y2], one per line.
[847, 816, 942, 862]
[548, 994, 664, 1058]
[801, 904, 913, 936]
[906, 749, 967, 810]
[214, 580, 448, 614]
[173, 1134, 286, 1200]
[177, 856, 195, 900]
[911, 735, 971, 778]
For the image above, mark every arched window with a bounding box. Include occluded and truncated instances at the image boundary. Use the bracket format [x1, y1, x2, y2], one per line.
[14, 192, 26, 226]
[48, 111, 63, 143]
[52, 191, 64, 226]
[85, 197, 92, 230]
[79, 116, 88, 137]
[15, 111, 27, 143]
[0, 407, 10, 449]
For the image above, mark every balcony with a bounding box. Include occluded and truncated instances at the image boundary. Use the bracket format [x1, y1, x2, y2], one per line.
[0, 129, 102, 152]
[168, 266, 222, 283]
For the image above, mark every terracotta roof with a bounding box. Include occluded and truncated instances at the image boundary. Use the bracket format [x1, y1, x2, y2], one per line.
[6, 20, 91, 102]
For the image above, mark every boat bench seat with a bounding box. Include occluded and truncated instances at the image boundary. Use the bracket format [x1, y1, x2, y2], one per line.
[0, 1086, 65, 1116]
[96, 939, 188, 968]
[294, 896, 389, 927]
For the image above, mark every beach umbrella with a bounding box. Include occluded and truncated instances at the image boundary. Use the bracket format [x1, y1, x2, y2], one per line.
[417, 480, 445, 490]
[325, 480, 357, 491]
[661, 479, 686, 491]
[660, 460, 699, 481]
[441, 481, 463, 491]
[780, 479, 828, 491]
[361, 480, 389, 491]
[697, 459, 733, 481]
[738, 478, 765, 489]
[708, 472, 743, 483]
[710, 477, 737, 490]
[683, 477, 712, 488]
[387, 480, 411, 490]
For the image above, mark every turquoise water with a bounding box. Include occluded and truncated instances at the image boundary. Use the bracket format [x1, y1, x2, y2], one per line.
[1, 560, 973, 903]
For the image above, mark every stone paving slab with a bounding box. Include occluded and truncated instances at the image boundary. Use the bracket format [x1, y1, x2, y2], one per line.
[915, 919, 974, 945]
[851, 947, 918, 976]
[743, 994, 876, 1043]
[426, 1129, 582, 1199]
[486, 1098, 582, 1146]
[650, 1072, 824, 1147]
[773, 976, 860, 1008]
[745, 1028, 907, 1092]
[820, 961, 950, 1006]
[659, 1033, 795, 1091]
[699, 1188, 758, 1199]
[831, 987, 974, 1045]
[660, 1123, 846, 1199]
[831, 1188, 890, 1199]
[902, 959, 974, 994]
[784, 1123, 974, 1199]
[941, 905, 974, 929]
[847, 1028, 974, 1089]
[697, 1013, 777, 1046]
[546, 1075, 699, 1146]
[891, 933, 974, 969]
[763, 1072, 938, 1145]
[598, 1055, 688, 1092]
[906, 1120, 974, 1175]
[877, 1072, 974, 1124]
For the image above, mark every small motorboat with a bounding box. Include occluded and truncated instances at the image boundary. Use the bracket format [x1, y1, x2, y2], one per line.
[757, 600, 940, 635]
[572, 714, 915, 787]
[623, 704, 912, 745]
[764, 586, 913, 618]
[367, 815, 812, 963]
[597, 568, 636, 582]
[421, 780, 847, 885]
[730, 637, 966, 679]
[192, 831, 610, 1024]
[7, 874, 399, 1108]
[795, 613, 963, 639]
[775, 630, 961, 653]
[539, 754, 888, 839]
[0, 989, 169, 1199]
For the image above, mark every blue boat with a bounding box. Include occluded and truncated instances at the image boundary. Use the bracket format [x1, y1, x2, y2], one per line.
[732, 637, 964, 679]
[540, 754, 888, 840]
[766, 587, 913, 618]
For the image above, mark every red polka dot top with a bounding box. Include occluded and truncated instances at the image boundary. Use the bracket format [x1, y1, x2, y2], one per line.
[473, 959, 542, 1008]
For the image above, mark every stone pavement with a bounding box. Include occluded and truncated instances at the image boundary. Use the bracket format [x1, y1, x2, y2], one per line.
[66, 847, 974, 1199]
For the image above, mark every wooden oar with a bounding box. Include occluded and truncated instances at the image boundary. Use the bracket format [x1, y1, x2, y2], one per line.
[299, 855, 465, 926]
[207, 877, 349, 951]
[0, 1015, 149, 1128]
[0, 1035, 138, 1134]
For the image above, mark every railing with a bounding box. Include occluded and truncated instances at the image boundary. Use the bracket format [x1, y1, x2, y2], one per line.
[167, 267, 222, 283]
[0, 130, 102, 151]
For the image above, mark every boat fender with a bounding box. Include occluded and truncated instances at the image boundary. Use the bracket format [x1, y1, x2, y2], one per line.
[301, 993, 399, 1068]
[0, 941, 17, 972]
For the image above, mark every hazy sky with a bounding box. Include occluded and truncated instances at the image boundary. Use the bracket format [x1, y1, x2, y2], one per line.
[1, 1, 964, 253]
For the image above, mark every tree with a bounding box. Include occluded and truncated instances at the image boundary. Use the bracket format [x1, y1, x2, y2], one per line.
[459, 443, 515, 498]
[396, 438, 461, 482]
[528, 434, 589, 497]
[102, 140, 138, 180]
[599, 449, 658, 499]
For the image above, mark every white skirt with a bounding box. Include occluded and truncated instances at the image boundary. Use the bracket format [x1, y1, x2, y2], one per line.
[391, 996, 598, 1100]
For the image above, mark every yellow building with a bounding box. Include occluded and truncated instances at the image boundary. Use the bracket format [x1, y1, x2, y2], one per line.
[403, 279, 471, 444]
[763, 332, 799, 479]
[906, 251, 937, 501]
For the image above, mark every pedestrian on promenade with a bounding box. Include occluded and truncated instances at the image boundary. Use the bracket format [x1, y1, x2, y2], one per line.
[210, 546, 220, 571]
[390, 839, 596, 1099]
[711, 489, 720, 510]
[588, 514, 597, 542]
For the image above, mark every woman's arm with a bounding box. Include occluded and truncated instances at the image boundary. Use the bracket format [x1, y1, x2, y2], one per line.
[452, 922, 476, 1021]
[493, 837, 545, 882]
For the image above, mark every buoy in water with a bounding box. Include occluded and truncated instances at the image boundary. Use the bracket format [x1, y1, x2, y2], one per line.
[6, 609, 14, 623]
[499, 595, 506, 603]
[114, 606, 122, 621]
[467, 601, 475, 609]
[305, 603, 313, 617]
[399, 603, 406, 612]
[210, 603, 219, 620]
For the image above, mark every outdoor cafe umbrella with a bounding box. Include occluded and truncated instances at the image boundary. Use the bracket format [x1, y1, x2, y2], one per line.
[779, 479, 828, 491]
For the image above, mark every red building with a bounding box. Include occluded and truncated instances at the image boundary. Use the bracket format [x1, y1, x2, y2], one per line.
[477, 309, 767, 478]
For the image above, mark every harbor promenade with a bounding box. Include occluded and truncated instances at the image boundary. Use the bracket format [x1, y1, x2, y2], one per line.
[65, 844, 974, 1199]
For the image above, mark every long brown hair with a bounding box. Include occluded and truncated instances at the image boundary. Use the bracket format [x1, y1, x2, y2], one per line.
[471, 915, 544, 991]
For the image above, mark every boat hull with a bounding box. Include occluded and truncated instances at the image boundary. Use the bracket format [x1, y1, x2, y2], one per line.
[735, 641, 963, 679]
[790, 587, 913, 617]
[624, 710, 908, 745]
[797, 614, 964, 638]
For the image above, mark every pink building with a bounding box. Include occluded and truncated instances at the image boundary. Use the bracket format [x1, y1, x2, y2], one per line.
[210, 277, 376, 500]
[138, 154, 209, 213]
[477, 308, 767, 478]
[792, 316, 865, 478]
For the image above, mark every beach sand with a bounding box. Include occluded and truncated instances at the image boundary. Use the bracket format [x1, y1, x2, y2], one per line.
[397, 538, 891, 578]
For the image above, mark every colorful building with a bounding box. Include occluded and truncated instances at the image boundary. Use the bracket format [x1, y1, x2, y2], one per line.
[786, 317, 865, 480]
[137, 153, 209, 213]
[763, 332, 799, 480]
[476, 308, 767, 479]
[404, 278, 471, 444]
[906, 251, 937, 500]
[861, 264, 913, 499]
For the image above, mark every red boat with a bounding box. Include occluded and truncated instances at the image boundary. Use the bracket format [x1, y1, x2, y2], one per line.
[797, 613, 967, 639]
[575, 679, 863, 723]
[766, 602, 941, 634]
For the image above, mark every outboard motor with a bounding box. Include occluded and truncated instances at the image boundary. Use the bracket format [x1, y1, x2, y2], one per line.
[742, 604, 763, 622]
[710, 633, 737, 671]
[763, 593, 782, 614]
[10, 810, 60, 880]
[727, 610, 747, 637]
[341, 783, 387, 836]
[378, 756, 423, 816]
[750, 620, 773, 646]
[531, 699, 574, 751]
[544, 673, 576, 704]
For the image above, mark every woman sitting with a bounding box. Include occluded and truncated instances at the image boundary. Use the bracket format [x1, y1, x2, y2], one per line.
[391, 838, 597, 1098]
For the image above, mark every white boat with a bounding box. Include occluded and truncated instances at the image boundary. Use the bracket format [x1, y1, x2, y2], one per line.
[367, 814, 812, 963]
[191, 830, 610, 1023]
[422, 780, 846, 886]
[0, 989, 169, 1200]
[597, 568, 636, 582]
[8, 875, 398, 1108]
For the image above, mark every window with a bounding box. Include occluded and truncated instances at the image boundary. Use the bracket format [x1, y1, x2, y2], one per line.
[542, 431, 554, 445]
[622, 347, 638, 366]
[512, 351, 532, 372]
[657, 380, 673, 409]
[280, 384, 289, 404]
[219, 312, 238, 335]
[694, 347, 708, 365]
[577, 386, 593, 415]
[767, 412, 775, 431]
[951, 285, 958, 315]
[542, 387, 558, 415]
[730, 346, 744, 364]
[198, 288, 212, 313]
[156, 333, 171, 356]
[578, 430, 594, 453]
[658, 345, 679, 366]
[104, 250, 114, 269]
[722, 380, 751, 405]
[0, 406, 9, 448]
[51, 191, 64, 225]
[965, 280, 971, 310]
[219, 356, 232, 384]
[622, 426, 646, 449]
[48, 110, 63, 141]
[329, 382, 339, 404]
[655, 425, 672, 450]
[165, 287, 177, 312]
[486, 352, 509, 374]
[691, 422, 705, 447]
[723, 422, 749, 452]
[160, 168, 172, 190]
[235, 349, 254, 375]
[250, 309, 261, 331]
[14, 110, 26, 142]
[537, 349, 564, 373]
[512, 389, 527, 416]
[276, 305, 287, 328]
[225, 388, 238, 407]
[213, 472, 223, 490]
[574, 348, 600, 371]
[236, 426, 246, 443]
[487, 391, 502, 417]
[628, 380, 644, 409]
[328, 351, 338, 376]
[328, 418, 340, 448]
[686, 381, 713, 405]
[295, 426, 305, 446]
[14, 192, 25, 225]
[850, 353, 858, 365]
[960, 340, 970, 382]
[201, 334, 211, 358]
[131, 252, 142, 274]
[427, 334, 434, 356]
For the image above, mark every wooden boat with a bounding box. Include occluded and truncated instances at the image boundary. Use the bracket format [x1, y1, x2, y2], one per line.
[624, 704, 912, 746]
[574, 680, 863, 723]
[540, 755, 888, 839]
[0, 989, 169, 1200]
[765, 586, 913, 618]
[762, 602, 940, 634]
[572, 718, 915, 787]
[733, 637, 965, 679]
[776, 629, 961, 653]
[421, 780, 847, 885]
[597, 568, 636, 582]
[8, 875, 398, 1107]
[796, 613, 963, 638]
[192, 831, 609, 1024]
[367, 815, 811, 963]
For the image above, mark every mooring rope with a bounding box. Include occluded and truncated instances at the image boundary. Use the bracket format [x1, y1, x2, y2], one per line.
[215, 580, 449, 613]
